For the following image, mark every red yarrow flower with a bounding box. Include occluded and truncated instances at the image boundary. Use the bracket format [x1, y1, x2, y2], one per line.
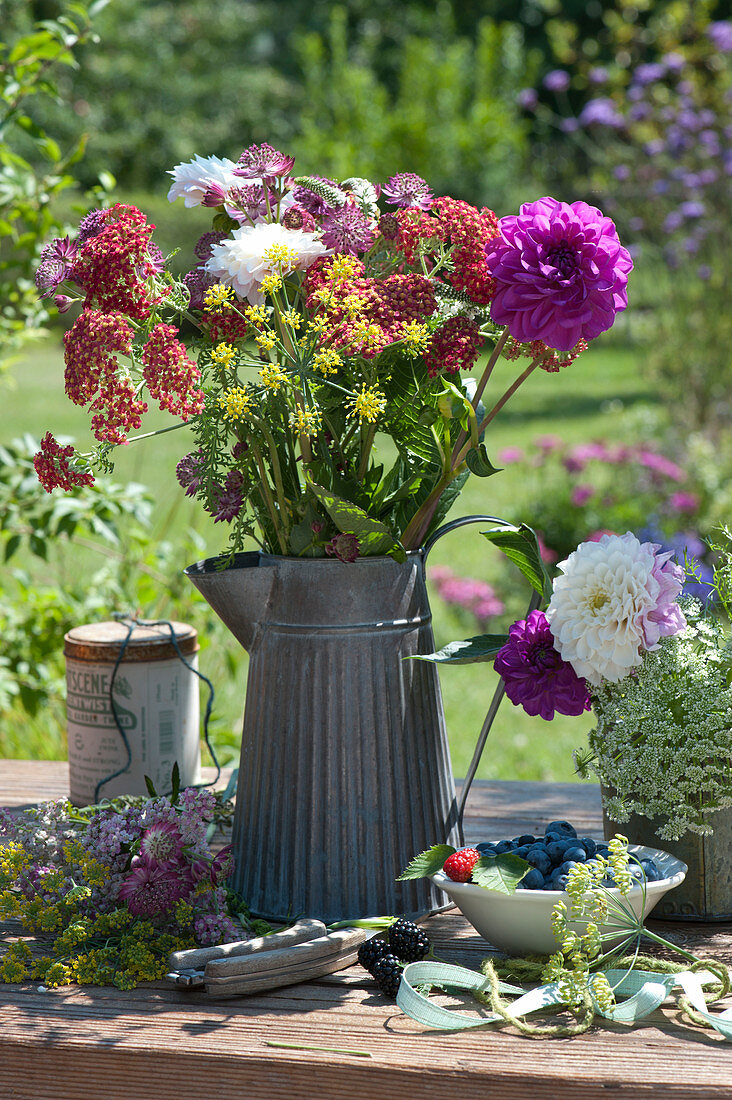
[433, 196, 499, 305]
[423, 315, 482, 377]
[33, 432, 95, 493]
[141, 324, 205, 420]
[71, 203, 164, 320]
[63, 310, 146, 444]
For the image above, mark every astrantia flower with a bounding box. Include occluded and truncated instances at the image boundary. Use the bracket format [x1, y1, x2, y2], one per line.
[320, 204, 376, 255]
[117, 856, 193, 918]
[205, 222, 328, 304]
[325, 532, 360, 563]
[167, 154, 241, 207]
[381, 172, 434, 210]
[235, 142, 295, 181]
[139, 821, 184, 863]
[546, 533, 686, 686]
[494, 610, 591, 720]
[485, 197, 633, 351]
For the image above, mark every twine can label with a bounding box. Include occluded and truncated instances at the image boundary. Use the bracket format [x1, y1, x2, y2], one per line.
[65, 621, 201, 805]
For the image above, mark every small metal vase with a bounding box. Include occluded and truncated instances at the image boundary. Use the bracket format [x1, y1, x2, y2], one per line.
[602, 794, 732, 921]
[186, 548, 461, 922]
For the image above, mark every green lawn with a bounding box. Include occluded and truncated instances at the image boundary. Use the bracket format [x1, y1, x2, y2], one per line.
[2, 331, 653, 782]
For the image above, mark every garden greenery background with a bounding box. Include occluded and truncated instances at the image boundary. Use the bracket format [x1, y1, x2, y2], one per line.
[2, 0, 732, 783]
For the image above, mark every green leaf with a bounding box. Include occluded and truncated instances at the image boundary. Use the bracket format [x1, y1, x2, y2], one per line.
[144, 774, 158, 798]
[397, 843, 456, 880]
[4, 534, 21, 561]
[411, 634, 509, 665]
[170, 761, 180, 804]
[308, 481, 404, 558]
[465, 444, 502, 478]
[471, 854, 529, 893]
[482, 523, 551, 600]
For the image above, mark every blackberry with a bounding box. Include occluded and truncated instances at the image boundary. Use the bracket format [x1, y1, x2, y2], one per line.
[387, 918, 430, 962]
[371, 953, 403, 999]
[357, 935, 389, 974]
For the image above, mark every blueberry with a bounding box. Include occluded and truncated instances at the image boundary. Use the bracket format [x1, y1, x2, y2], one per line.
[526, 847, 552, 875]
[517, 834, 537, 846]
[521, 867, 545, 890]
[595, 843, 610, 856]
[563, 845, 587, 862]
[579, 837, 597, 858]
[552, 873, 570, 890]
[476, 843, 498, 855]
[639, 858, 663, 882]
[513, 844, 532, 858]
[494, 840, 514, 854]
[545, 820, 577, 838]
[546, 839, 573, 864]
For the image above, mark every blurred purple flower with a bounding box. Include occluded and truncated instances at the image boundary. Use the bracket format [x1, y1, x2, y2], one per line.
[632, 63, 667, 86]
[613, 165, 631, 181]
[571, 484, 596, 507]
[559, 117, 580, 133]
[707, 21, 732, 52]
[494, 610, 591, 721]
[543, 70, 570, 93]
[662, 52, 686, 73]
[497, 445, 525, 465]
[485, 197, 632, 351]
[579, 98, 624, 129]
[644, 139, 665, 156]
[697, 264, 712, 280]
[517, 88, 538, 110]
[664, 211, 684, 232]
[430, 565, 505, 622]
[628, 103, 652, 122]
[637, 450, 686, 482]
[668, 491, 699, 513]
[680, 201, 705, 219]
[588, 66, 608, 85]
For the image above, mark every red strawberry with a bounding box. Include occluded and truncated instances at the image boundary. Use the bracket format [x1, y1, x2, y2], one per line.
[443, 847, 480, 882]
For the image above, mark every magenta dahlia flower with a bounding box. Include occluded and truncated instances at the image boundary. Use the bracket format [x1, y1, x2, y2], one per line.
[494, 609, 591, 720]
[484, 197, 633, 351]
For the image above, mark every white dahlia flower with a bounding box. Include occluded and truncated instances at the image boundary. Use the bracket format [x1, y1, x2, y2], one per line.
[546, 532, 685, 686]
[167, 154, 242, 207]
[205, 222, 329, 304]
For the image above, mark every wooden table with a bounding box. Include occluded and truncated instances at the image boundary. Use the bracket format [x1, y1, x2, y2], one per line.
[2, 760, 732, 1099]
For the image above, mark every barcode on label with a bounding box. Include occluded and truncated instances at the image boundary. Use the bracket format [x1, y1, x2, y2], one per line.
[159, 710, 175, 755]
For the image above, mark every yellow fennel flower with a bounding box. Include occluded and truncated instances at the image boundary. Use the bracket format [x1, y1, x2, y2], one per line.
[204, 284, 234, 311]
[258, 363, 288, 392]
[312, 348, 342, 376]
[210, 342, 237, 369]
[218, 387, 253, 420]
[289, 405, 322, 437]
[260, 274, 283, 296]
[348, 384, 387, 423]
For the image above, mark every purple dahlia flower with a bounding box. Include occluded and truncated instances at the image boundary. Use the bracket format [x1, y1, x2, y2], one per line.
[484, 197, 633, 350]
[494, 609, 591, 721]
[381, 172, 434, 210]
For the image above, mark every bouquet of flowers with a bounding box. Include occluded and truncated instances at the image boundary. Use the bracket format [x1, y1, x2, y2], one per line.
[33, 142, 631, 559]
[425, 527, 732, 840]
[0, 784, 264, 989]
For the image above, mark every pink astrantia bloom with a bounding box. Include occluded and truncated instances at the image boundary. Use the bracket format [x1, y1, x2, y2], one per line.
[485, 197, 633, 351]
[117, 855, 193, 918]
[546, 532, 686, 685]
[139, 820, 184, 863]
[235, 143, 295, 181]
[381, 172, 435, 210]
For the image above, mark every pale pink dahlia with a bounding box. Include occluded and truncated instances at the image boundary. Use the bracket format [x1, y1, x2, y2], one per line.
[485, 197, 633, 351]
[546, 532, 686, 686]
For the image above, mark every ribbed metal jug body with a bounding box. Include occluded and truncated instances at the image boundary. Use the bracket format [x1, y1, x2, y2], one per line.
[186, 551, 459, 921]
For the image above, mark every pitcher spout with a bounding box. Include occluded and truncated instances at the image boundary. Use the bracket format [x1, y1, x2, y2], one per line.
[184, 551, 274, 652]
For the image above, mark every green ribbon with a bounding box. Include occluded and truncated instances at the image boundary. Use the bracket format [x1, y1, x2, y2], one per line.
[397, 961, 732, 1040]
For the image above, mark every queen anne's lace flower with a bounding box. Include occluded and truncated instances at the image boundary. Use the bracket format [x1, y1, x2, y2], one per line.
[546, 532, 686, 685]
[205, 222, 329, 304]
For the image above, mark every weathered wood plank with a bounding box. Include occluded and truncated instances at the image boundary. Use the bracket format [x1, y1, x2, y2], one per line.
[2, 761, 732, 1099]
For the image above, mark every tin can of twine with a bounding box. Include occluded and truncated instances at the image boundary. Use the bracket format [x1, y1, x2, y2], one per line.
[64, 620, 201, 806]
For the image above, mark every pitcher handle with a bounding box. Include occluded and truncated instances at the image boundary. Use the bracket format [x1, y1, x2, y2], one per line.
[422, 513, 543, 844]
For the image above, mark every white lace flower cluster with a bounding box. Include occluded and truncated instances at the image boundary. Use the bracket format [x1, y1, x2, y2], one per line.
[586, 600, 732, 839]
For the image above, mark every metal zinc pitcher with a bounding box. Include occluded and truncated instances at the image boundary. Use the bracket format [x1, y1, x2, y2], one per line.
[186, 517, 513, 923]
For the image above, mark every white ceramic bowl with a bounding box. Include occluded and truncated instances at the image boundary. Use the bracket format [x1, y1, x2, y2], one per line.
[431, 844, 687, 956]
